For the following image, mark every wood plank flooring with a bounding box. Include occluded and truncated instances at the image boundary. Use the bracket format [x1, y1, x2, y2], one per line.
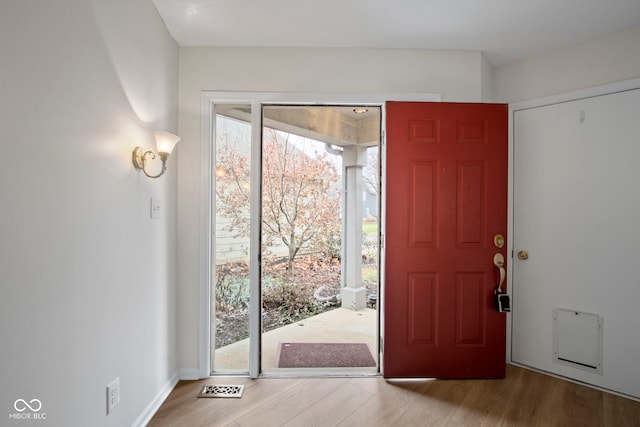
[148, 365, 640, 426]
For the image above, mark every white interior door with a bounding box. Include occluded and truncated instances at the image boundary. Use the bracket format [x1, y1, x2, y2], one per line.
[512, 87, 640, 399]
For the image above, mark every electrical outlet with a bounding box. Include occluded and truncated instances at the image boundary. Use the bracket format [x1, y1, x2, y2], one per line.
[107, 377, 120, 414]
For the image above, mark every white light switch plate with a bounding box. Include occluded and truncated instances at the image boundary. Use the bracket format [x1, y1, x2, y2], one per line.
[150, 198, 161, 219]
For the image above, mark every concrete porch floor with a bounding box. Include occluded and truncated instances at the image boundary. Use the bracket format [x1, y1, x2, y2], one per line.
[213, 307, 378, 372]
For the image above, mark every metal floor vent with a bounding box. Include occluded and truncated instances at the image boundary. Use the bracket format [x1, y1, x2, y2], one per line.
[198, 384, 245, 398]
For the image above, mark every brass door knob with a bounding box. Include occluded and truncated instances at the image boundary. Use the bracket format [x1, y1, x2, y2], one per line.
[517, 250, 529, 260]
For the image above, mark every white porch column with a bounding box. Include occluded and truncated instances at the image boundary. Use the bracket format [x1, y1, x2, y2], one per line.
[341, 145, 368, 310]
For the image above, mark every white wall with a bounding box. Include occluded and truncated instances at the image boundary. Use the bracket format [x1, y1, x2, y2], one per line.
[481, 53, 494, 102]
[176, 47, 489, 373]
[494, 25, 640, 103]
[0, 1, 178, 426]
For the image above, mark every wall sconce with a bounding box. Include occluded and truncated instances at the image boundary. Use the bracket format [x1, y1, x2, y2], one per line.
[132, 131, 180, 178]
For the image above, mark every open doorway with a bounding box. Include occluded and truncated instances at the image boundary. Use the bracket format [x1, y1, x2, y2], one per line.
[211, 104, 381, 374]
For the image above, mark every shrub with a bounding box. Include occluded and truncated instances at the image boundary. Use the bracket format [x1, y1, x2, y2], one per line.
[262, 277, 324, 326]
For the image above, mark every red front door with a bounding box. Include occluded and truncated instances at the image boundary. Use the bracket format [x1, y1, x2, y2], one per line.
[383, 102, 508, 378]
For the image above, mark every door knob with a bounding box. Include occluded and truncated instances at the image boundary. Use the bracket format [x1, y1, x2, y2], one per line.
[517, 250, 529, 260]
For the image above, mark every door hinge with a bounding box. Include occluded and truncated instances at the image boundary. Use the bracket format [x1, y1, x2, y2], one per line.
[381, 130, 386, 145]
[380, 234, 385, 248]
[379, 336, 384, 351]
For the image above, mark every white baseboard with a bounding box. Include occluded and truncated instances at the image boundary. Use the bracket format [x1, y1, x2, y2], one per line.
[130, 371, 179, 427]
[178, 368, 201, 380]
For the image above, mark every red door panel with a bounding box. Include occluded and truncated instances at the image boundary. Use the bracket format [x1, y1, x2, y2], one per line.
[384, 102, 508, 378]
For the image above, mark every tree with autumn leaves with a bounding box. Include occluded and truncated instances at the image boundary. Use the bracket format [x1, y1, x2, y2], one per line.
[216, 128, 341, 272]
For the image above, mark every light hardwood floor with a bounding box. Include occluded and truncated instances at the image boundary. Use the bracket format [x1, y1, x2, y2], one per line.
[149, 365, 640, 426]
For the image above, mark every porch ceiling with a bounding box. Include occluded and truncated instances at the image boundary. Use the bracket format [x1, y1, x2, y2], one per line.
[221, 105, 381, 147]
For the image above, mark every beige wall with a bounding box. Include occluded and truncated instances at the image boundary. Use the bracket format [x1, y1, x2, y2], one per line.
[176, 47, 488, 373]
[494, 25, 640, 103]
[0, 1, 178, 425]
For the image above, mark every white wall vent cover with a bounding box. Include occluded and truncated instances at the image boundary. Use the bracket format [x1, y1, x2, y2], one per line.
[553, 308, 603, 375]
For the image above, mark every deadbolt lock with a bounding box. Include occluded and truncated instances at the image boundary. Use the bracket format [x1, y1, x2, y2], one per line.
[493, 234, 505, 249]
[517, 250, 529, 260]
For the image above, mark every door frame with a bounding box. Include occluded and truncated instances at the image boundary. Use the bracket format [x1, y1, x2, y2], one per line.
[199, 91, 441, 378]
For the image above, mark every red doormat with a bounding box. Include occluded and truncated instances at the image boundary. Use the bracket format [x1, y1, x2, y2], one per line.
[276, 342, 376, 368]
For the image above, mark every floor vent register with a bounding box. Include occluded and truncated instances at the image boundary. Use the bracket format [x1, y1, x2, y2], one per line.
[198, 384, 245, 398]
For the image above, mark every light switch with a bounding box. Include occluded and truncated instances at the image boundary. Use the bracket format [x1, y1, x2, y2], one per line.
[150, 198, 161, 219]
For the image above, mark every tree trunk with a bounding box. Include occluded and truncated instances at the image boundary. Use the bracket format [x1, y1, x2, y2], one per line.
[287, 232, 296, 274]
